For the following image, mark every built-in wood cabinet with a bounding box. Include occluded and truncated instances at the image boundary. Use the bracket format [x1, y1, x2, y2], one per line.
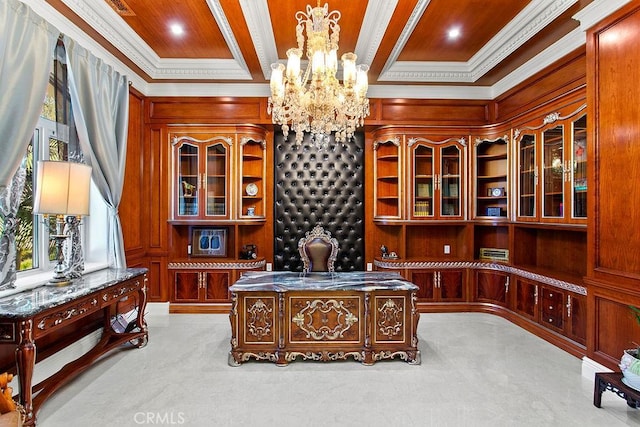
[238, 136, 267, 219]
[512, 275, 586, 345]
[172, 269, 230, 303]
[475, 269, 509, 308]
[167, 125, 271, 309]
[473, 136, 509, 220]
[373, 135, 402, 219]
[409, 269, 466, 302]
[171, 131, 233, 220]
[408, 136, 466, 220]
[513, 105, 587, 225]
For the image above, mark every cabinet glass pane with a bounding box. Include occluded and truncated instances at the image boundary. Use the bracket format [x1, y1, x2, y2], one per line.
[178, 143, 199, 216]
[518, 134, 536, 217]
[542, 125, 564, 218]
[476, 139, 507, 218]
[572, 115, 587, 218]
[441, 145, 460, 217]
[206, 144, 227, 216]
[413, 145, 433, 217]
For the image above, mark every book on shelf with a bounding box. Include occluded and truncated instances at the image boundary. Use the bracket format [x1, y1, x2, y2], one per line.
[414, 200, 431, 217]
[417, 183, 431, 197]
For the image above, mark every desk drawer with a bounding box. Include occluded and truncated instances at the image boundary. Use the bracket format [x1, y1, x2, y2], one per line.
[33, 296, 100, 338]
[100, 279, 141, 307]
[288, 295, 362, 344]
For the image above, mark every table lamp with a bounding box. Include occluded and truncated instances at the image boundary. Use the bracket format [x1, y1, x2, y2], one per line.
[33, 161, 92, 285]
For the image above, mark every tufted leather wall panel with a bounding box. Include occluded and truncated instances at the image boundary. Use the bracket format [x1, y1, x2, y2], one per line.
[274, 131, 365, 271]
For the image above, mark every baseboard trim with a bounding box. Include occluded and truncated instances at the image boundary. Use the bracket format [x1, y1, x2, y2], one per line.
[146, 302, 170, 316]
[582, 356, 612, 382]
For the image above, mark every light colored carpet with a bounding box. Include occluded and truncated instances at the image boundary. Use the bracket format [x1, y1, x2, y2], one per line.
[37, 312, 640, 426]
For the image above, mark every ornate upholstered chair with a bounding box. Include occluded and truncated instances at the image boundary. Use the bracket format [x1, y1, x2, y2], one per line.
[298, 225, 339, 272]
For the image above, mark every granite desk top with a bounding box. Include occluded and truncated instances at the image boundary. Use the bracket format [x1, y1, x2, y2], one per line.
[229, 271, 418, 293]
[0, 268, 147, 319]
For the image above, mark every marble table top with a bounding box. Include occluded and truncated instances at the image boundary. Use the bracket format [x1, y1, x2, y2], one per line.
[0, 268, 147, 319]
[229, 271, 418, 293]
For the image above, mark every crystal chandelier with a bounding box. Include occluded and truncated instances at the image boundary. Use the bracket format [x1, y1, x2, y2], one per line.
[267, 2, 370, 148]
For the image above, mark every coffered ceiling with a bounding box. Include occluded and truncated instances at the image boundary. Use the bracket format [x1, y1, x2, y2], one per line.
[42, 0, 595, 97]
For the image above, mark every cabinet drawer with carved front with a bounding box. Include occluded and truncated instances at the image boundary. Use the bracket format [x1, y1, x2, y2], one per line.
[33, 295, 101, 339]
[288, 295, 362, 345]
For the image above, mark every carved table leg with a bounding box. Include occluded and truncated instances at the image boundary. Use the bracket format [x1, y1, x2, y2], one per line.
[16, 319, 36, 426]
[134, 277, 149, 348]
[228, 294, 241, 367]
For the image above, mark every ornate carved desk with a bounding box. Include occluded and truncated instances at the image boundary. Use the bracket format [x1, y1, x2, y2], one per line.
[0, 268, 148, 426]
[228, 271, 420, 366]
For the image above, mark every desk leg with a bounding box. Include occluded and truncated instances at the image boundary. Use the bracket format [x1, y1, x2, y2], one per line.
[16, 319, 36, 426]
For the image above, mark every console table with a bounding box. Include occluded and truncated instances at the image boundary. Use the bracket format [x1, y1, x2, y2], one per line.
[0, 268, 148, 426]
[228, 271, 420, 366]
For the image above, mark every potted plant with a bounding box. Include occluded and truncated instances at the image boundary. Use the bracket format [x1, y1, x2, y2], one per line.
[620, 306, 640, 390]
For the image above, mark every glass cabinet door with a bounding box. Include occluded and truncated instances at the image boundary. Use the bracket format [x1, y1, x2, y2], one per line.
[542, 125, 564, 218]
[413, 144, 434, 218]
[177, 142, 199, 217]
[572, 115, 587, 219]
[440, 145, 461, 217]
[205, 143, 227, 217]
[517, 133, 536, 219]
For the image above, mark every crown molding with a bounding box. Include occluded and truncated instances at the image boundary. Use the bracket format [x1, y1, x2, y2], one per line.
[379, 0, 577, 83]
[491, 26, 585, 98]
[239, 0, 276, 81]
[573, 0, 632, 31]
[355, 0, 398, 67]
[59, 0, 250, 80]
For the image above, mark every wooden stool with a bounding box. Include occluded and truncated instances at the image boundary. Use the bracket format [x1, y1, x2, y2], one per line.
[594, 372, 640, 409]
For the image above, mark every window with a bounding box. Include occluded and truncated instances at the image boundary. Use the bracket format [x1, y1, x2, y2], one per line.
[7, 42, 109, 290]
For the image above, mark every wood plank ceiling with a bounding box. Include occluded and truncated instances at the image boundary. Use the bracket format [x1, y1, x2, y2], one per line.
[46, 0, 592, 90]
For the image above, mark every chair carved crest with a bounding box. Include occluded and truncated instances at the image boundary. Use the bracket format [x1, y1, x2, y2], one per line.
[298, 225, 339, 272]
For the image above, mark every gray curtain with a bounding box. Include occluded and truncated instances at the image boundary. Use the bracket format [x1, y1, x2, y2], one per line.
[64, 37, 130, 268]
[0, 0, 59, 189]
[0, 163, 26, 290]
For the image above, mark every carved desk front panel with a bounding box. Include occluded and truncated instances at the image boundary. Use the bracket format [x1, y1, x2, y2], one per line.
[229, 271, 420, 366]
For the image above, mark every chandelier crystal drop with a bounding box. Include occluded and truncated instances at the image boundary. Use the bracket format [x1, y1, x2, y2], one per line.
[267, 2, 370, 147]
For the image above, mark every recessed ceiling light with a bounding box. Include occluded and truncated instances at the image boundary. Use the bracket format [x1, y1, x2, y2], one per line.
[170, 23, 184, 36]
[448, 27, 461, 39]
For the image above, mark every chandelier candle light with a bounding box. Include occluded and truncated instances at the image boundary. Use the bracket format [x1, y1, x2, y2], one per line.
[268, 2, 370, 148]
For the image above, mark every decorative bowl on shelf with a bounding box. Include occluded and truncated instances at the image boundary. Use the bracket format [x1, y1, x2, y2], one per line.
[246, 183, 258, 196]
[620, 349, 640, 391]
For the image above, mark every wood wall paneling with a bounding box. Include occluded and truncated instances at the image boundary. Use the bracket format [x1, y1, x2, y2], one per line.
[147, 97, 269, 123]
[122, 90, 145, 256]
[585, 0, 640, 368]
[591, 5, 640, 280]
[495, 48, 586, 124]
[375, 100, 489, 126]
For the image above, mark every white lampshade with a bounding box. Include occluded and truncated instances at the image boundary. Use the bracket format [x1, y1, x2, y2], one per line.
[34, 161, 92, 216]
